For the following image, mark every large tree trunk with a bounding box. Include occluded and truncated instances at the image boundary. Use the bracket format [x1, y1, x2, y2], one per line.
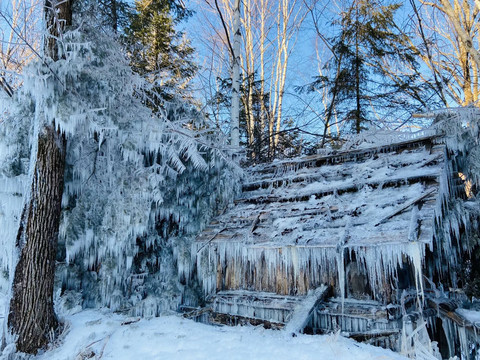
[44, 0, 73, 61]
[7, 0, 71, 354]
[8, 126, 66, 354]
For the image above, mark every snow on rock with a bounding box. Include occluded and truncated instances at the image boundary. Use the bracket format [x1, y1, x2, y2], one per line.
[30, 310, 408, 360]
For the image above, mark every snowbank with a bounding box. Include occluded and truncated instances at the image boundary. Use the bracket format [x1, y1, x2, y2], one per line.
[18, 309, 409, 360]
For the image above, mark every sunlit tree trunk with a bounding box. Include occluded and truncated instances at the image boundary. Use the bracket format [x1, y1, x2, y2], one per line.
[259, 0, 268, 154]
[271, 0, 300, 155]
[242, 0, 256, 158]
[210, 0, 304, 159]
[230, 0, 241, 148]
[419, 0, 480, 105]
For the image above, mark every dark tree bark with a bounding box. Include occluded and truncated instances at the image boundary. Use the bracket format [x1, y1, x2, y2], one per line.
[8, 127, 66, 354]
[111, 0, 118, 32]
[44, 0, 73, 61]
[7, 0, 71, 354]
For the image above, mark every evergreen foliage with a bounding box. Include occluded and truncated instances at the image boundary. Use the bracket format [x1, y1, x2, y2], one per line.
[300, 0, 432, 136]
[0, 6, 239, 322]
[125, 0, 197, 101]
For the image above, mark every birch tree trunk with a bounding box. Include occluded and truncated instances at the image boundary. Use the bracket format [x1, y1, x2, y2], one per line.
[259, 0, 268, 154]
[7, 0, 71, 354]
[230, 0, 241, 148]
[242, 0, 256, 158]
[271, 0, 300, 155]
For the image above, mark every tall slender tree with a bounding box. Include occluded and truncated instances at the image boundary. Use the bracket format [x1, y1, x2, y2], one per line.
[206, 0, 306, 161]
[7, 0, 71, 354]
[230, 0, 241, 148]
[303, 0, 425, 138]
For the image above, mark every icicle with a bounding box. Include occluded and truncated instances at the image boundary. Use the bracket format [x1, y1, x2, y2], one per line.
[409, 242, 425, 307]
[408, 205, 420, 241]
[336, 249, 345, 315]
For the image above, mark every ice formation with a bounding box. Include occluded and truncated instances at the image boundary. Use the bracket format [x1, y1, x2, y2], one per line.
[0, 91, 31, 297]
[191, 111, 480, 358]
[0, 18, 240, 320]
[1, 7, 480, 358]
[194, 134, 442, 301]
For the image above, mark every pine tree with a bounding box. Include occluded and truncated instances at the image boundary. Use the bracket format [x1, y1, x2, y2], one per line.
[337, 0, 423, 132]
[303, 0, 426, 138]
[126, 0, 197, 101]
[98, 0, 132, 32]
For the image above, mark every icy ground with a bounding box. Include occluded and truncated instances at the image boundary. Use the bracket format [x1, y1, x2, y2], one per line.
[35, 312, 411, 360]
[0, 295, 410, 360]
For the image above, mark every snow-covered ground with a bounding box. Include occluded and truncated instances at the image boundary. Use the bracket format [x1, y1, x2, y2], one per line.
[0, 293, 409, 360]
[38, 311, 409, 360]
